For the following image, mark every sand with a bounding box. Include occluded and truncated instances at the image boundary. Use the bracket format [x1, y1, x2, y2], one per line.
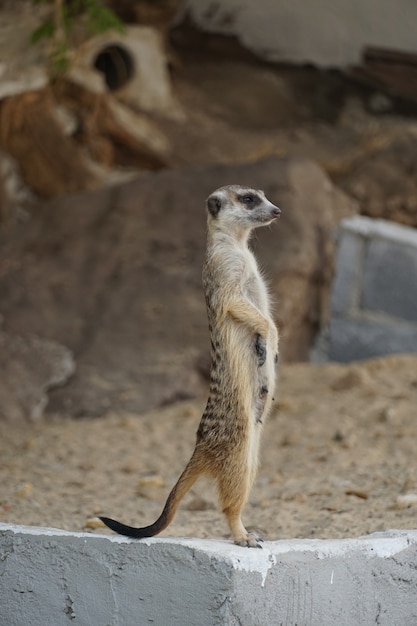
[1, 355, 416, 543]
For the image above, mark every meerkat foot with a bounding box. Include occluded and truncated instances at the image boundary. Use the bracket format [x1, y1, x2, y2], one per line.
[235, 532, 264, 549]
[255, 334, 267, 367]
[223, 506, 263, 548]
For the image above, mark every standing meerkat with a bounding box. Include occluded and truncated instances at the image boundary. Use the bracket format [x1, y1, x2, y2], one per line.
[100, 185, 281, 547]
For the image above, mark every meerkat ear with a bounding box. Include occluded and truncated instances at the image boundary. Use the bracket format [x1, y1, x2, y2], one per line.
[207, 194, 222, 217]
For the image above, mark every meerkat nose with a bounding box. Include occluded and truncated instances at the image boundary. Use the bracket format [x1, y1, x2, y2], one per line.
[271, 205, 281, 218]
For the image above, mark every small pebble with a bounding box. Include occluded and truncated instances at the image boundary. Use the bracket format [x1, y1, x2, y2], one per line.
[137, 475, 165, 488]
[136, 474, 165, 498]
[15, 483, 33, 498]
[185, 496, 213, 511]
[395, 494, 417, 509]
[345, 489, 368, 500]
[85, 517, 106, 529]
[331, 367, 371, 391]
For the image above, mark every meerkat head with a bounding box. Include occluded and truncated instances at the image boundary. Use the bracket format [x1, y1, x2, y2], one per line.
[206, 185, 281, 232]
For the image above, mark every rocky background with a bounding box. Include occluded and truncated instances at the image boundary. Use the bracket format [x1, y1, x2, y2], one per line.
[1, 2, 417, 419]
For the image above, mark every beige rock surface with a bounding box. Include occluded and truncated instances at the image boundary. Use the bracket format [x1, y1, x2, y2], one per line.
[0, 158, 355, 418]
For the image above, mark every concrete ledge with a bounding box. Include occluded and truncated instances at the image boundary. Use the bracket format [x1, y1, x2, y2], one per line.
[1, 523, 417, 625]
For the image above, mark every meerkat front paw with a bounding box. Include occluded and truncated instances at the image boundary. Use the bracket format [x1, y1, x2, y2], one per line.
[260, 385, 268, 396]
[255, 334, 267, 367]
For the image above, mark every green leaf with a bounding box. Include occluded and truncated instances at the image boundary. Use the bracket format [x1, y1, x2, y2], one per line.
[30, 19, 55, 44]
[51, 40, 70, 76]
[86, 5, 124, 34]
[30, 0, 124, 75]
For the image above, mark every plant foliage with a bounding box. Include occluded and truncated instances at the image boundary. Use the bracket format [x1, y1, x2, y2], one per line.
[30, 0, 124, 76]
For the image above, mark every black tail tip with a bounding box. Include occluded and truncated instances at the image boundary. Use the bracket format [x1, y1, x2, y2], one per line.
[99, 516, 130, 535]
[98, 515, 152, 539]
[99, 516, 113, 527]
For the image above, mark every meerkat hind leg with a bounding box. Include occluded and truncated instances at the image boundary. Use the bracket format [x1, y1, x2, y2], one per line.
[224, 505, 263, 548]
[217, 473, 263, 548]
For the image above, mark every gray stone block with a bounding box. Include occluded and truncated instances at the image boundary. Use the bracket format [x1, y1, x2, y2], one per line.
[328, 317, 417, 362]
[322, 216, 417, 362]
[330, 231, 364, 315]
[340, 215, 417, 248]
[362, 238, 417, 322]
[1, 523, 417, 626]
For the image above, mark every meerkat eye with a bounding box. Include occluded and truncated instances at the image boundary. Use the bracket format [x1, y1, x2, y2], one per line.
[240, 194, 256, 207]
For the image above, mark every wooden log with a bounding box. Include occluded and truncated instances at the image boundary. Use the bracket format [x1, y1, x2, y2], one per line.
[364, 46, 417, 67]
[0, 82, 171, 198]
[0, 90, 100, 198]
[350, 46, 417, 105]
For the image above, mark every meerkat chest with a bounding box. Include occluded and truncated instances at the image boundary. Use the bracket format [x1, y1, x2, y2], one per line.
[243, 252, 270, 315]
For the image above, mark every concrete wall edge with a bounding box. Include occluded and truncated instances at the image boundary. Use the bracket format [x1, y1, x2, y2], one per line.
[1, 521, 416, 559]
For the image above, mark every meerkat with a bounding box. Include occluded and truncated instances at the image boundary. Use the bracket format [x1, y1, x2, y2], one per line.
[100, 185, 281, 547]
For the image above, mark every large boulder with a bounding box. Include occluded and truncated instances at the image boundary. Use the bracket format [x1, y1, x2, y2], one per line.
[0, 328, 75, 421]
[0, 159, 356, 417]
[333, 131, 417, 229]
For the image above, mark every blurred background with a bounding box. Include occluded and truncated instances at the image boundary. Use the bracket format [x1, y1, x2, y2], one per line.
[0, 0, 416, 538]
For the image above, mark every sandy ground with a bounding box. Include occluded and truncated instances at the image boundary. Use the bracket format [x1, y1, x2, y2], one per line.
[1, 355, 416, 543]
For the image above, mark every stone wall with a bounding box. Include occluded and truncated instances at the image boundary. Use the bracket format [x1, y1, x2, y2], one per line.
[183, 0, 417, 67]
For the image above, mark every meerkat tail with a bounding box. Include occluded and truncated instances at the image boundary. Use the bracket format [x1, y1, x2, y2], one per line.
[99, 454, 202, 539]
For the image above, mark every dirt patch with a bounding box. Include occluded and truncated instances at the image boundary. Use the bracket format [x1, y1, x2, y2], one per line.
[1, 355, 416, 541]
